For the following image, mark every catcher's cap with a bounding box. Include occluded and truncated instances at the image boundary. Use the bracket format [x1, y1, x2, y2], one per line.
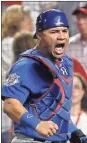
[34, 9, 69, 39]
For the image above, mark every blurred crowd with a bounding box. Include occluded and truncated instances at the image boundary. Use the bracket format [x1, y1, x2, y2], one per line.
[1, 1, 87, 143]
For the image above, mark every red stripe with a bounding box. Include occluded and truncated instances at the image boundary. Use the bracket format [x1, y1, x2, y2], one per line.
[32, 83, 54, 104]
[33, 79, 65, 120]
[3, 1, 22, 5]
[61, 76, 70, 84]
[75, 110, 83, 126]
[80, 8, 87, 14]
[54, 61, 60, 66]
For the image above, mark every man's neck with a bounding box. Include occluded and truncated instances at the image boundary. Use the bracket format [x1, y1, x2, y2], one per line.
[36, 45, 47, 56]
[71, 103, 82, 116]
[36, 45, 56, 61]
[81, 34, 87, 41]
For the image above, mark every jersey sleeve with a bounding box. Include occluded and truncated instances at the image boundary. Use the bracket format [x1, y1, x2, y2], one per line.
[1, 58, 39, 104]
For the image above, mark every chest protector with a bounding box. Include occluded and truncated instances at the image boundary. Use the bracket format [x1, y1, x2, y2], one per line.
[21, 49, 73, 134]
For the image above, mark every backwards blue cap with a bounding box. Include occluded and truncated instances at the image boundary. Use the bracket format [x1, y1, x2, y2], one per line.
[34, 9, 69, 38]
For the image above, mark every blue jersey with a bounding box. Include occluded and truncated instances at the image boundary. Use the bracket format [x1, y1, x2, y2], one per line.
[2, 49, 77, 142]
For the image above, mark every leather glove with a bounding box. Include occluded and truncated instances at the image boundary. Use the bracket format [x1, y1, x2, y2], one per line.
[70, 129, 87, 143]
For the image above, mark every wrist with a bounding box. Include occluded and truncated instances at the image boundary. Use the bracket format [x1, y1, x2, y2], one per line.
[20, 112, 40, 129]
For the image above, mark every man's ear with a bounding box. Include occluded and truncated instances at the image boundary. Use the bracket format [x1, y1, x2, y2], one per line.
[36, 32, 41, 40]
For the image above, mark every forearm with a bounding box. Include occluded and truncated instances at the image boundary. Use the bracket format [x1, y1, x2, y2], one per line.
[3, 98, 40, 129]
[3, 98, 27, 123]
[3, 97, 58, 137]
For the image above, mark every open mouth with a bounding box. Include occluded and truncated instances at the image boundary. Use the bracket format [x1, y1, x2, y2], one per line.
[55, 43, 65, 55]
[55, 43, 65, 48]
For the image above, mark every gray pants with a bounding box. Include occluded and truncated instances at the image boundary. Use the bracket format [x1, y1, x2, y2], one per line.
[11, 133, 51, 143]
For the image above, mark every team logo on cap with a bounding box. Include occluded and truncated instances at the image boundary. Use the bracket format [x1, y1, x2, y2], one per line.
[55, 16, 64, 26]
